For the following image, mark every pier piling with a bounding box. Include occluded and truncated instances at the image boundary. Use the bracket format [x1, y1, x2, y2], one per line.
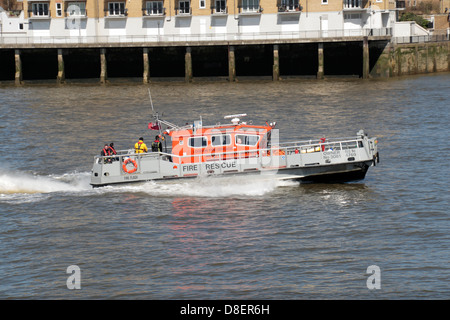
[143, 48, 150, 84]
[228, 45, 236, 82]
[14, 49, 22, 85]
[363, 36, 370, 79]
[57, 49, 65, 84]
[273, 45, 280, 81]
[100, 48, 107, 84]
[317, 43, 324, 79]
[185, 47, 192, 83]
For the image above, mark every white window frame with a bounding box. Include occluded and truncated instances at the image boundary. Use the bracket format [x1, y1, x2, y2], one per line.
[108, 2, 126, 16]
[67, 2, 86, 16]
[178, 0, 191, 14]
[32, 3, 50, 17]
[145, 1, 164, 15]
[321, 0, 328, 4]
[280, 0, 299, 11]
[242, 0, 259, 12]
[214, 0, 226, 13]
[199, 0, 206, 9]
[56, 2, 62, 17]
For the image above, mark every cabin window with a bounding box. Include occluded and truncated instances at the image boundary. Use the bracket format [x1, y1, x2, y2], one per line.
[211, 134, 231, 146]
[188, 136, 208, 148]
[235, 134, 260, 146]
[341, 141, 358, 150]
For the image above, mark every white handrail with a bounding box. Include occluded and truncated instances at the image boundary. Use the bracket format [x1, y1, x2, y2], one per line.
[0, 28, 393, 46]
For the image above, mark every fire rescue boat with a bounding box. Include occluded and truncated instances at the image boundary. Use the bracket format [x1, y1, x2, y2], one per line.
[90, 112, 379, 187]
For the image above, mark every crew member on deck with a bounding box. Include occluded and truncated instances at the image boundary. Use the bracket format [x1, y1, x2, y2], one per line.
[135, 137, 148, 154]
[109, 143, 117, 155]
[101, 144, 110, 157]
[152, 135, 163, 152]
[101, 143, 112, 163]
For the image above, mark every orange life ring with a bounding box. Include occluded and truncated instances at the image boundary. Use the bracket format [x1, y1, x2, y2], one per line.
[123, 158, 138, 174]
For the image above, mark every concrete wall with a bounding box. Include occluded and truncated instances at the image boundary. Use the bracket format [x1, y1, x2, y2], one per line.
[370, 41, 450, 77]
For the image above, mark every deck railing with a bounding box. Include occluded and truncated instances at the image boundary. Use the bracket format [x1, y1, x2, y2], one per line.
[0, 28, 392, 46]
[94, 136, 367, 177]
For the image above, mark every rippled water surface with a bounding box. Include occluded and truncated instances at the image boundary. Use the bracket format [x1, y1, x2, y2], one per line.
[0, 74, 449, 299]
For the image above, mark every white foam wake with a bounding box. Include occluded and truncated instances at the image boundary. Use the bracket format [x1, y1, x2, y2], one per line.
[0, 170, 91, 195]
[104, 175, 299, 198]
[0, 169, 299, 201]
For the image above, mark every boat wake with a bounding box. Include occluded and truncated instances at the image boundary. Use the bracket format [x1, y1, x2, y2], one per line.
[107, 175, 300, 198]
[0, 170, 91, 199]
[0, 169, 299, 202]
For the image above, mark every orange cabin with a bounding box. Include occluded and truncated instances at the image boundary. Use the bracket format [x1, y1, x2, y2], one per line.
[167, 124, 273, 164]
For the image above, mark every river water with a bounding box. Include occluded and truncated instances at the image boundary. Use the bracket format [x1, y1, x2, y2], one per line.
[0, 73, 449, 300]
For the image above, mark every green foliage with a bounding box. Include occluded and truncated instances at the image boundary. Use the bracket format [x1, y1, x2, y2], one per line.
[399, 12, 431, 29]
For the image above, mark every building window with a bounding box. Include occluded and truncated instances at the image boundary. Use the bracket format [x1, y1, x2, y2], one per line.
[56, 3, 62, 16]
[67, 2, 86, 16]
[321, 0, 328, 4]
[178, 0, 190, 14]
[145, 1, 163, 15]
[109, 2, 125, 16]
[214, 0, 227, 13]
[279, 0, 299, 11]
[32, 3, 50, 16]
[242, 0, 259, 12]
[199, 0, 205, 9]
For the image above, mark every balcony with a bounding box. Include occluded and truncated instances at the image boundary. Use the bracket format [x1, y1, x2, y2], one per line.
[28, 2, 51, 19]
[277, 0, 302, 13]
[211, 5, 228, 15]
[175, 6, 192, 16]
[142, 8, 166, 17]
[104, 2, 127, 18]
[65, 9, 87, 19]
[238, 6, 262, 15]
[343, 0, 369, 11]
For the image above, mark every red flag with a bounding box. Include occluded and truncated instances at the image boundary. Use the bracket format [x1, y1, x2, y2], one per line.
[148, 122, 160, 130]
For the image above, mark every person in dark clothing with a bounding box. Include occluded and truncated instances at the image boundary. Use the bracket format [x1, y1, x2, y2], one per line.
[109, 143, 117, 155]
[152, 135, 163, 152]
[101, 144, 112, 163]
[101, 144, 110, 157]
[109, 142, 118, 161]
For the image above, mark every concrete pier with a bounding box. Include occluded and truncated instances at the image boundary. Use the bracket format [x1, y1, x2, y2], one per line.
[317, 43, 324, 79]
[14, 49, 22, 85]
[100, 48, 107, 84]
[2, 36, 448, 83]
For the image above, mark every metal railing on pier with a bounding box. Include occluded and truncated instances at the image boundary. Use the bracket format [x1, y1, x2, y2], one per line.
[0, 28, 392, 46]
[392, 33, 450, 44]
